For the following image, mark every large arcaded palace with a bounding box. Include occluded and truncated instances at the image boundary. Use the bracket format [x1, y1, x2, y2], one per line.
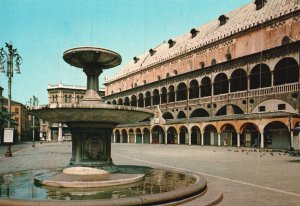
[103, 0, 300, 150]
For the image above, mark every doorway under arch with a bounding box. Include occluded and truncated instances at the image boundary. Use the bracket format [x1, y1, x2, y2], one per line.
[152, 126, 165, 144]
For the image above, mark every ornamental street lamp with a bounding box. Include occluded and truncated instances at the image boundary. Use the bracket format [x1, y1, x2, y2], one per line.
[0, 42, 22, 157]
[27, 95, 38, 147]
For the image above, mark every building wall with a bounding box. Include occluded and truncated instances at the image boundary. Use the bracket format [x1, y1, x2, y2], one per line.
[103, 1, 300, 150]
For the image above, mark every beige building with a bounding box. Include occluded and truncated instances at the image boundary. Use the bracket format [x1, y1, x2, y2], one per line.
[0, 87, 29, 143]
[104, 0, 300, 150]
[41, 83, 105, 141]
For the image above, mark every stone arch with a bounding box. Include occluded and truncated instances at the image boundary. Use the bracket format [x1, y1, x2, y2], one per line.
[135, 128, 142, 143]
[191, 126, 201, 145]
[179, 126, 188, 144]
[250, 64, 271, 89]
[143, 128, 150, 144]
[121, 129, 128, 143]
[153, 89, 160, 105]
[128, 128, 135, 143]
[124, 97, 130, 106]
[203, 125, 218, 146]
[151, 125, 165, 144]
[274, 57, 299, 85]
[161, 87, 167, 104]
[220, 124, 237, 146]
[189, 79, 199, 99]
[190, 108, 209, 118]
[201, 76, 212, 97]
[112, 100, 117, 105]
[214, 73, 229, 95]
[168, 85, 175, 102]
[177, 82, 188, 101]
[162, 112, 174, 119]
[215, 104, 244, 116]
[106, 101, 111, 104]
[230, 68, 247, 92]
[138, 93, 144, 107]
[177, 111, 186, 119]
[264, 121, 290, 149]
[115, 129, 121, 143]
[117, 98, 123, 105]
[240, 122, 260, 148]
[131, 95, 137, 107]
[145, 91, 151, 107]
[167, 126, 178, 144]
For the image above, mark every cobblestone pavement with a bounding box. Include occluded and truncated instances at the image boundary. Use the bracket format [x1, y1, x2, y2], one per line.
[1, 142, 300, 206]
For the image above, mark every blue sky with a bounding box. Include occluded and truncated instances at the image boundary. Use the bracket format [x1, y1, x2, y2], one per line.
[0, 0, 250, 104]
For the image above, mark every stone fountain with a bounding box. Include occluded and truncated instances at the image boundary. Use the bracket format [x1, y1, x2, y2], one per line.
[31, 47, 153, 169]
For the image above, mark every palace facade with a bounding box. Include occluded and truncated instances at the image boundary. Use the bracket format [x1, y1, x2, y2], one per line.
[104, 0, 300, 150]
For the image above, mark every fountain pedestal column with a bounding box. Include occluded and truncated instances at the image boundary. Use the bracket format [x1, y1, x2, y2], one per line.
[68, 122, 116, 167]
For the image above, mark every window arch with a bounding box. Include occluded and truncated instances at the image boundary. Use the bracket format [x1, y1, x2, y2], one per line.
[214, 73, 229, 95]
[153, 89, 160, 105]
[230, 69, 247, 92]
[274, 58, 299, 85]
[177, 111, 186, 119]
[250, 64, 271, 89]
[124, 97, 130, 106]
[161, 87, 167, 104]
[162, 112, 174, 119]
[117, 98, 123, 105]
[189, 80, 199, 99]
[190, 108, 209, 118]
[131, 95, 137, 107]
[211, 59, 217, 66]
[145, 91, 151, 107]
[176, 82, 187, 101]
[138, 93, 144, 107]
[168, 85, 175, 102]
[201, 77, 212, 97]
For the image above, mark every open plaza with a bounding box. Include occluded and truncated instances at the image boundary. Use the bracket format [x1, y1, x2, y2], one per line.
[0, 142, 300, 205]
[0, 0, 300, 205]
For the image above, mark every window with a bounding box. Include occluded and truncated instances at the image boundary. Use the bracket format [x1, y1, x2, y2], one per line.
[149, 49, 156, 56]
[226, 53, 232, 61]
[133, 56, 140, 63]
[190, 28, 198, 38]
[166, 73, 170, 78]
[173, 70, 178, 75]
[254, 0, 267, 10]
[199, 62, 205, 69]
[278, 104, 286, 110]
[211, 59, 217, 66]
[168, 39, 176, 48]
[15, 108, 19, 114]
[218, 15, 229, 26]
[157, 75, 161, 81]
[258, 106, 266, 112]
[143, 80, 147, 85]
[282, 36, 291, 45]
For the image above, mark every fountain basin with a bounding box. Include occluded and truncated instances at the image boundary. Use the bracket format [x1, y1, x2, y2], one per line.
[0, 166, 207, 206]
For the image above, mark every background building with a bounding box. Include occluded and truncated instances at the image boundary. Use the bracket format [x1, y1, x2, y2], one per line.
[104, 0, 300, 150]
[0, 87, 29, 143]
[42, 83, 105, 141]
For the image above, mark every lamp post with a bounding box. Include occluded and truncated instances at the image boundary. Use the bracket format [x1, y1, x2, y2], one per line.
[27, 95, 38, 147]
[0, 42, 22, 157]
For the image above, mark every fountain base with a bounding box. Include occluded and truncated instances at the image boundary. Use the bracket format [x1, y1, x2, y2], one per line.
[34, 167, 145, 188]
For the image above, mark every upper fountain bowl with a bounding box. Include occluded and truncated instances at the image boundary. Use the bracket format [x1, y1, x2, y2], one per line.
[63, 47, 122, 69]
